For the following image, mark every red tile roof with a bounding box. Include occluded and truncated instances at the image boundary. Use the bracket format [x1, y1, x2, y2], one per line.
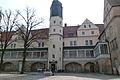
[1, 24, 104, 40]
[1, 31, 15, 41]
[63, 26, 79, 38]
[31, 28, 49, 39]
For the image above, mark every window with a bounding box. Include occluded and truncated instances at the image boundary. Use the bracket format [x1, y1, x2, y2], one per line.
[69, 50, 77, 58]
[52, 54, 55, 58]
[60, 30, 61, 33]
[59, 47, 61, 51]
[89, 40, 93, 45]
[91, 31, 94, 34]
[85, 40, 93, 46]
[64, 50, 69, 58]
[84, 25, 86, 28]
[86, 50, 94, 57]
[53, 45, 55, 48]
[74, 41, 77, 45]
[60, 37, 61, 40]
[85, 40, 89, 45]
[54, 21, 56, 24]
[100, 44, 108, 54]
[38, 42, 44, 47]
[60, 21, 62, 25]
[78, 50, 85, 58]
[82, 32, 85, 35]
[11, 44, 16, 48]
[70, 41, 77, 46]
[53, 29, 55, 32]
[70, 41, 73, 46]
[89, 25, 91, 28]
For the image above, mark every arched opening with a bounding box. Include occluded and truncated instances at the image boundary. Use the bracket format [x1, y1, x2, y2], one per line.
[84, 62, 95, 72]
[31, 62, 45, 72]
[65, 62, 82, 73]
[3, 62, 16, 72]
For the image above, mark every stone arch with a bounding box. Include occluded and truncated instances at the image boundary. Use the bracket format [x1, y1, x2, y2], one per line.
[84, 62, 95, 72]
[31, 62, 45, 72]
[3, 62, 16, 72]
[65, 62, 82, 73]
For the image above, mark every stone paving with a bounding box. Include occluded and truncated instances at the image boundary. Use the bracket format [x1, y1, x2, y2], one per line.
[0, 73, 120, 80]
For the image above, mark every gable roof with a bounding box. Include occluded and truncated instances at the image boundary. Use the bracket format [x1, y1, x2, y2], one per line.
[63, 24, 104, 38]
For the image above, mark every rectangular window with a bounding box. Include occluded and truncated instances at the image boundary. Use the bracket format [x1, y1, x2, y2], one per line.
[74, 41, 77, 46]
[70, 41, 73, 46]
[78, 50, 85, 58]
[89, 40, 93, 45]
[38, 42, 44, 47]
[85, 40, 93, 46]
[82, 32, 85, 35]
[91, 31, 94, 34]
[11, 44, 16, 48]
[85, 40, 88, 45]
[70, 41, 77, 46]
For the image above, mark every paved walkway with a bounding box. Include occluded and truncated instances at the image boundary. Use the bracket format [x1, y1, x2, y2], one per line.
[0, 73, 120, 80]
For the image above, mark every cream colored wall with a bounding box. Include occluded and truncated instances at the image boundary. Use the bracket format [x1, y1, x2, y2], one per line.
[64, 36, 99, 46]
[48, 35, 63, 70]
[48, 16, 63, 70]
[77, 29, 99, 37]
[50, 16, 63, 27]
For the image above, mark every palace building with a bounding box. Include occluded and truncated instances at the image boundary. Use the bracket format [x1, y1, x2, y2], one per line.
[0, 0, 120, 74]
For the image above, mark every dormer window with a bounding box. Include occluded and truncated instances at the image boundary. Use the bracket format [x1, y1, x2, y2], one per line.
[84, 25, 86, 28]
[89, 25, 91, 28]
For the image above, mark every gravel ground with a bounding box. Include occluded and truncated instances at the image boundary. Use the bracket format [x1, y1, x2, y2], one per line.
[0, 73, 120, 80]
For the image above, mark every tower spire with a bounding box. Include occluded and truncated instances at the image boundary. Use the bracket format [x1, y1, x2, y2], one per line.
[50, 0, 63, 18]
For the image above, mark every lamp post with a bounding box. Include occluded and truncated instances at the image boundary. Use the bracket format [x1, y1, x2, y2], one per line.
[105, 39, 114, 74]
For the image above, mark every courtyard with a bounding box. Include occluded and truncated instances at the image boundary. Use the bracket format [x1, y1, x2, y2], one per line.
[0, 73, 119, 80]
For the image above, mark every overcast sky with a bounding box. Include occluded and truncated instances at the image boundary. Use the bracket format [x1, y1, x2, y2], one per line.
[0, 0, 104, 28]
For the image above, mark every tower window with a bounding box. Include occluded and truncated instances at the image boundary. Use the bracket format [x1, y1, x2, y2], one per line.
[59, 47, 61, 51]
[52, 54, 55, 58]
[53, 45, 55, 48]
[60, 21, 62, 25]
[60, 30, 61, 33]
[54, 21, 56, 24]
[53, 29, 56, 32]
[60, 37, 61, 40]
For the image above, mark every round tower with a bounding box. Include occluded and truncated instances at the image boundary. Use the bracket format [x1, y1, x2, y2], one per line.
[48, 0, 63, 71]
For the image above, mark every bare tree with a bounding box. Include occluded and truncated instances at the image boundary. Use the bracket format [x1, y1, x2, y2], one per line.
[0, 9, 19, 71]
[16, 7, 43, 74]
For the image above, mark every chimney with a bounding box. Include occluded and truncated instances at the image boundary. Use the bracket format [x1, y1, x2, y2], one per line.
[64, 23, 67, 27]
